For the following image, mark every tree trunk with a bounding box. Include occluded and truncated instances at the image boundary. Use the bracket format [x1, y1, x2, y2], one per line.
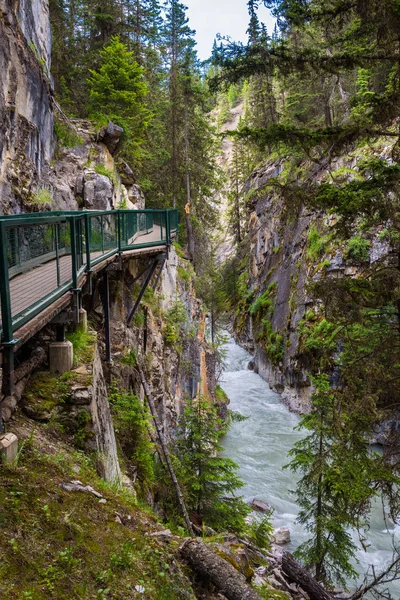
[180, 538, 263, 600]
[138, 364, 194, 537]
[281, 552, 332, 600]
[184, 103, 195, 260]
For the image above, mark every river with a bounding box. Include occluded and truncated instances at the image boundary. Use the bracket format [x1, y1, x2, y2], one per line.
[220, 336, 400, 596]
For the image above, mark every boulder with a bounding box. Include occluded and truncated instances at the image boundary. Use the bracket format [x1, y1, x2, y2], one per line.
[83, 171, 113, 210]
[117, 160, 135, 185]
[250, 498, 272, 513]
[274, 527, 291, 545]
[98, 121, 123, 155]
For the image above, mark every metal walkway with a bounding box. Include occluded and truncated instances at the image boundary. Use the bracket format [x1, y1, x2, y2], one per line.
[0, 209, 178, 348]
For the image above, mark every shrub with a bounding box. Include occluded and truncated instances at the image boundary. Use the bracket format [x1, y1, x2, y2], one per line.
[306, 224, 330, 261]
[249, 282, 277, 317]
[54, 119, 83, 148]
[345, 235, 371, 261]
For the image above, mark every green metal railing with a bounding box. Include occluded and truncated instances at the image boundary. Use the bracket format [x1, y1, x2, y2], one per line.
[0, 208, 178, 344]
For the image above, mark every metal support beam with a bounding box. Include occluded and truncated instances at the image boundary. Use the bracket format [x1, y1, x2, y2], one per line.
[103, 270, 111, 363]
[152, 258, 166, 292]
[56, 324, 65, 342]
[127, 253, 166, 326]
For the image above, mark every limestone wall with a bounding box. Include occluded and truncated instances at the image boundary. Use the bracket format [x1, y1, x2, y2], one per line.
[0, 0, 54, 212]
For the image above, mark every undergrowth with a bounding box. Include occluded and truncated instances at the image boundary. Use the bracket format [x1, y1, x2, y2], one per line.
[0, 421, 195, 600]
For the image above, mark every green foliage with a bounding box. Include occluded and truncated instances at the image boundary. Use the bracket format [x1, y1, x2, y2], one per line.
[177, 265, 192, 283]
[109, 391, 155, 488]
[94, 164, 117, 184]
[31, 187, 52, 206]
[228, 84, 239, 107]
[121, 348, 138, 366]
[66, 328, 96, 365]
[298, 314, 342, 368]
[88, 36, 151, 164]
[249, 282, 277, 317]
[54, 119, 84, 148]
[173, 397, 250, 534]
[350, 69, 377, 124]
[247, 513, 274, 551]
[163, 301, 188, 347]
[344, 235, 371, 261]
[306, 224, 330, 262]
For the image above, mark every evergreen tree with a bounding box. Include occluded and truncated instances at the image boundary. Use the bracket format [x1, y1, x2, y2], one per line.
[174, 397, 250, 533]
[88, 35, 152, 163]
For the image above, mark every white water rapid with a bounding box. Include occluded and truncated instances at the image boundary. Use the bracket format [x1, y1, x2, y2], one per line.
[220, 336, 400, 597]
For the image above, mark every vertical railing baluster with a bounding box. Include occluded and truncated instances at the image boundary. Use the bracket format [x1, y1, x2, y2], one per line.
[84, 214, 91, 273]
[55, 224, 61, 287]
[0, 223, 14, 346]
[70, 217, 78, 290]
[101, 215, 104, 254]
[0, 222, 17, 402]
[17, 226, 21, 269]
[166, 210, 170, 246]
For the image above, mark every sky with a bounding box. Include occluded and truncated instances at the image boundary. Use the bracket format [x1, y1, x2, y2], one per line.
[183, 0, 276, 60]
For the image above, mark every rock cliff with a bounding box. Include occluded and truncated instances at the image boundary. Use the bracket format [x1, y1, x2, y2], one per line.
[235, 139, 396, 412]
[0, 0, 53, 212]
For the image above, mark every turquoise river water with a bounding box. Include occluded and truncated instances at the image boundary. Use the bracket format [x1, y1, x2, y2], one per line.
[220, 336, 400, 597]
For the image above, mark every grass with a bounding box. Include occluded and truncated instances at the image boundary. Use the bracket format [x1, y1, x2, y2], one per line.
[31, 187, 52, 206]
[54, 120, 84, 149]
[0, 420, 196, 600]
[66, 328, 97, 366]
[22, 371, 71, 419]
[95, 164, 117, 185]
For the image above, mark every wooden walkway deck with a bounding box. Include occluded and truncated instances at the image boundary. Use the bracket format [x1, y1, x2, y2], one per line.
[5, 225, 165, 324]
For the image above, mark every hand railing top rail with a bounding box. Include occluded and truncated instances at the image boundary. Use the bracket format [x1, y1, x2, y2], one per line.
[0, 208, 174, 223]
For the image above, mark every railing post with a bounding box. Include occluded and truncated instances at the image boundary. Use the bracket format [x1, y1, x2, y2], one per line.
[70, 217, 78, 291]
[69, 216, 80, 322]
[0, 222, 18, 408]
[0, 223, 14, 347]
[102, 270, 111, 363]
[117, 211, 121, 252]
[55, 224, 61, 287]
[166, 209, 171, 246]
[84, 214, 91, 273]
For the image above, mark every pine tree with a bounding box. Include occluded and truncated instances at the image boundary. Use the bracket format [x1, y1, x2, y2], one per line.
[88, 35, 151, 163]
[174, 397, 250, 533]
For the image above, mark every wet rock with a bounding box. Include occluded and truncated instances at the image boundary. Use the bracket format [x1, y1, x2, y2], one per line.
[250, 498, 272, 513]
[274, 527, 291, 545]
[248, 360, 255, 371]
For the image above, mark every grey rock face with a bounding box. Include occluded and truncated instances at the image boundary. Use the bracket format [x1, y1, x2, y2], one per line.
[17, 0, 52, 72]
[0, 0, 54, 212]
[83, 171, 113, 210]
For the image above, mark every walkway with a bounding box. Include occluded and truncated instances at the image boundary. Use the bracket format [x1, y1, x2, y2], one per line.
[0, 209, 178, 346]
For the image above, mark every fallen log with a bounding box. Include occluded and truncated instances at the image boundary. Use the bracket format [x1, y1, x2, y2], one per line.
[180, 538, 263, 600]
[282, 552, 332, 600]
